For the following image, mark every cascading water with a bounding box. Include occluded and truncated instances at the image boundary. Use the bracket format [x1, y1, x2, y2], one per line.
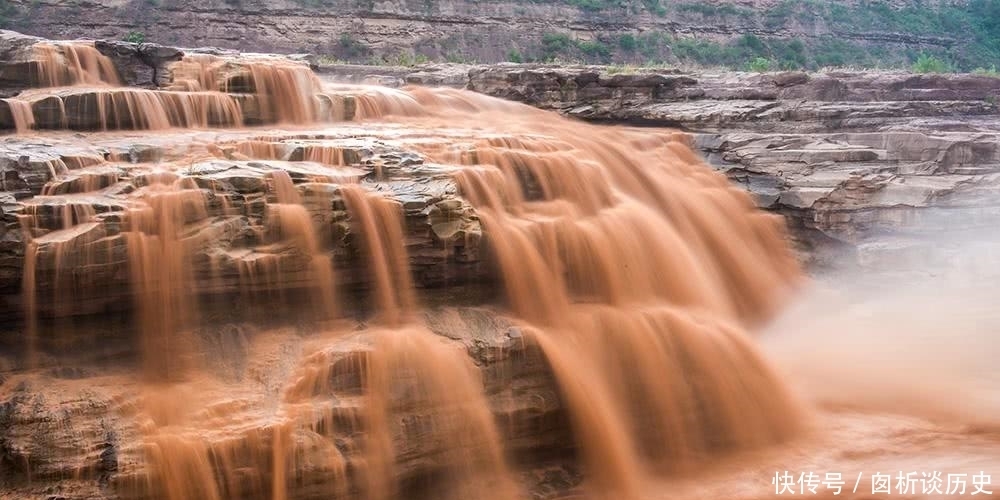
[1, 43, 363, 133]
[340, 185, 416, 327]
[33, 42, 122, 87]
[4, 97, 35, 132]
[398, 89, 806, 496]
[12, 37, 938, 500]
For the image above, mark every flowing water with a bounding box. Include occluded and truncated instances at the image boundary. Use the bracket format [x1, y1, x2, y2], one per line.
[6, 40, 999, 500]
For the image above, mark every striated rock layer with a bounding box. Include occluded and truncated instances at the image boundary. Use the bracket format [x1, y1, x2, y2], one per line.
[2, 33, 1000, 300]
[0, 127, 492, 317]
[0, 0, 967, 65]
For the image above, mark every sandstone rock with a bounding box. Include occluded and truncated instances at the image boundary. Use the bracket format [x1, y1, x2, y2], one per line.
[0, 149, 68, 197]
[5, 31, 1000, 499]
[701, 131, 1000, 268]
[0, 131, 491, 319]
[94, 40, 185, 88]
[0, 30, 46, 91]
[0, 307, 572, 499]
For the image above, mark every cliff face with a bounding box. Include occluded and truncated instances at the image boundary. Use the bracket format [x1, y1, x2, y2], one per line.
[0, 0, 987, 69]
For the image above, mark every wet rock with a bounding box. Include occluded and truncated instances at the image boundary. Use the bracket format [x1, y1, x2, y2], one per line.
[94, 40, 185, 88]
[702, 131, 1000, 268]
[333, 63, 997, 270]
[0, 133, 495, 315]
[0, 150, 67, 197]
[0, 30, 46, 89]
[1, 307, 570, 499]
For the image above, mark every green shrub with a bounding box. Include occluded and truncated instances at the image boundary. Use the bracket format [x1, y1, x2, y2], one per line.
[618, 34, 637, 52]
[763, 0, 797, 28]
[605, 64, 638, 75]
[973, 64, 999, 76]
[314, 55, 348, 66]
[746, 57, 773, 72]
[737, 34, 766, 55]
[379, 52, 430, 67]
[507, 49, 524, 63]
[122, 31, 146, 44]
[635, 32, 669, 59]
[566, 0, 609, 11]
[771, 38, 806, 69]
[445, 52, 473, 63]
[641, 0, 666, 16]
[675, 3, 749, 17]
[809, 37, 871, 69]
[337, 33, 370, 60]
[912, 53, 949, 73]
[540, 33, 573, 60]
[578, 40, 611, 59]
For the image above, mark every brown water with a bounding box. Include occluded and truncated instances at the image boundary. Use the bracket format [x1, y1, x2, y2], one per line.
[10, 40, 997, 500]
[34, 42, 122, 87]
[3, 44, 353, 132]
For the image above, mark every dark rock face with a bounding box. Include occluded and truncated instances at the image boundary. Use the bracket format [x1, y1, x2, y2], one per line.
[0, 30, 47, 92]
[93, 40, 184, 88]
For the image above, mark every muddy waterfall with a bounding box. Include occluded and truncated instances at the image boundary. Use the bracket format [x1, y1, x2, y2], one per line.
[3, 34, 997, 500]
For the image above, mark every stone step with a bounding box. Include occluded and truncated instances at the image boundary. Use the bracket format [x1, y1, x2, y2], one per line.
[0, 88, 358, 132]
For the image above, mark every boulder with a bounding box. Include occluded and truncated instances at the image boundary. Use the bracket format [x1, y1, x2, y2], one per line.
[94, 40, 185, 88]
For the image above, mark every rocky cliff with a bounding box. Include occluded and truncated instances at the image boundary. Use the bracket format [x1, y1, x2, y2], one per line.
[2, 0, 997, 70]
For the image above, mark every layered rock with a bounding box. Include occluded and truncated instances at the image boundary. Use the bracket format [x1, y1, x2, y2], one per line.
[0, 308, 574, 500]
[0, 130, 492, 320]
[0, 0, 966, 65]
[4, 35, 1000, 303]
[0, 31, 356, 133]
[3, 29, 1000, 296]
[335, 62, 1000, 268]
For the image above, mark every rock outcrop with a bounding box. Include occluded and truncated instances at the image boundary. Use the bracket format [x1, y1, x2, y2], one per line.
[0, 0, 978, 67]
[0, 131, 492, 319]
[0, 308, 575, 500]
[3, 33, 1000, 307]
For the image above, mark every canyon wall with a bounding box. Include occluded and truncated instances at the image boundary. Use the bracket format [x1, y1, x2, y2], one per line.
[0, 0, 992, 69]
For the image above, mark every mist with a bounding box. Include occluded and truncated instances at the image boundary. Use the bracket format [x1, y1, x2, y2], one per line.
[761, 230, 1000, 428]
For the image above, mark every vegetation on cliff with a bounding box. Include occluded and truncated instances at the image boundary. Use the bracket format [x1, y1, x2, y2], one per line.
[286, 0, 1000, 71]
[1, 0, 999, 72]
[508, 0, 1000, 71]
